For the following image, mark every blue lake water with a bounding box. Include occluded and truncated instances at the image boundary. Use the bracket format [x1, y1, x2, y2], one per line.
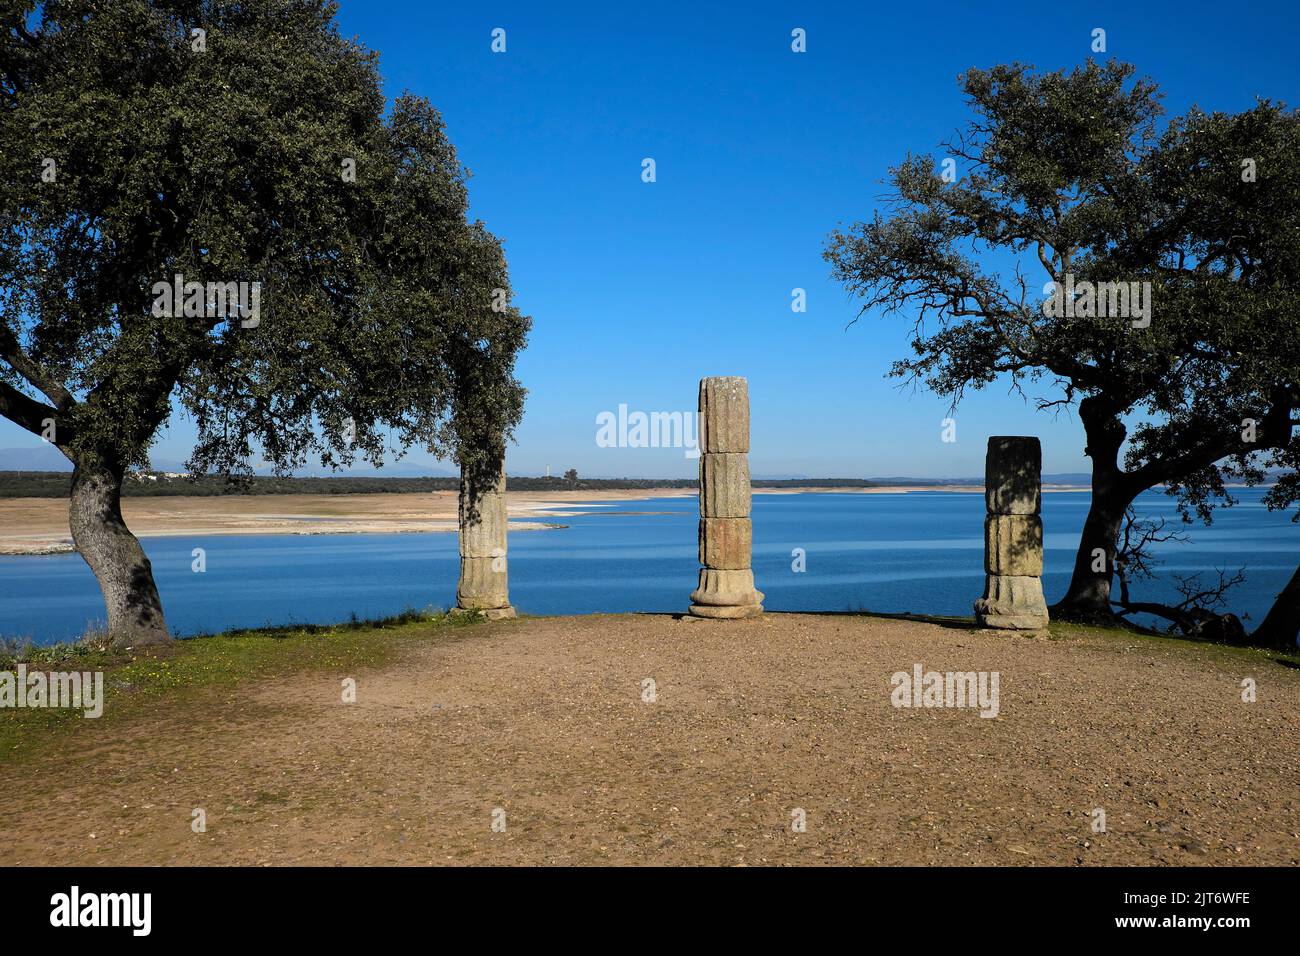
[1, 490, 1296, 645]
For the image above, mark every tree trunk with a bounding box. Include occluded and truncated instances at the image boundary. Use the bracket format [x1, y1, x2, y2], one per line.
[1051, 398, 1140, 622]
[68, 459, 170, 647]
[1054, 497, 1132, 621]
[1252, 564, 1300, 649]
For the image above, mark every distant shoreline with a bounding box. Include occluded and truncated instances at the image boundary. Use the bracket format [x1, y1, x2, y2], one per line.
[0, 484, 1088, 556]
[0, 469, 1094, 499]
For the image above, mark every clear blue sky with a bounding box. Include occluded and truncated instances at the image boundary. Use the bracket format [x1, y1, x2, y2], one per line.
[4, 0, 1297, 477]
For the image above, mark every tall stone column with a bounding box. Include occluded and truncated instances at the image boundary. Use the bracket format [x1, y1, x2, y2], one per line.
[689, 377, 763, 619]
[456, 457, 516, 620]
[975, 436, 1049, 629]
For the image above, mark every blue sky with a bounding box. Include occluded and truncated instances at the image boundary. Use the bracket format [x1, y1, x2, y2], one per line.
[4, 0, 1297, 478]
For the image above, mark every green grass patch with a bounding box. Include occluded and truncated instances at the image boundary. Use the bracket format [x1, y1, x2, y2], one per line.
[1048, 618, 1300, 668]
[0, 606, 488, 761]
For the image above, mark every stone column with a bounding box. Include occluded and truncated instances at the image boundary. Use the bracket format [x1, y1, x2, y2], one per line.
[975, 436, 1049, 629]
[456, 457, 516, 620]
[689, 377, 763, 619]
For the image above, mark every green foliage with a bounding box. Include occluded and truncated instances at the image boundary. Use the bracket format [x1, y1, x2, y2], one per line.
[826, 60, 1299, 521]
[0, 1, 527, 482]
[1131, 104, 1300, 519]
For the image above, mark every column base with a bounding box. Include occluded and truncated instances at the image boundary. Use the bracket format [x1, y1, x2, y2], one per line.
[974, 609, 1048, 630]
[687, 602, 764, 619]
[974, 574, 1049, 630]
[454, 605, 516, 621]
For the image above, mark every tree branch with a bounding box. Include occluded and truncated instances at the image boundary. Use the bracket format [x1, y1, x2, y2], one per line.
[0, 325, 76, 411]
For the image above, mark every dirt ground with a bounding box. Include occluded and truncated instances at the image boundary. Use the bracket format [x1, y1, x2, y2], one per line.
[2, 612, 1296, 866]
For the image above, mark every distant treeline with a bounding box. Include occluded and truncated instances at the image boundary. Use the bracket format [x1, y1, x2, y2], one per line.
[0, 472, 463, 498]
[0, 471, 933, 499]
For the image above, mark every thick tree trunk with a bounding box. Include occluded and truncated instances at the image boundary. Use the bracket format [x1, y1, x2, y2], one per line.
[1252, 564, 1300, 649]
[1051, 398, 1140, 622]
[68, 459, 170, 647]
[1054, 495, 1132, 621]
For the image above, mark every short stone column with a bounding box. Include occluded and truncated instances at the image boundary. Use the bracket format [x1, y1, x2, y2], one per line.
[456, 457, 516, 620]
[975, 436, 1049, 629]
[689, 377, 763, 619]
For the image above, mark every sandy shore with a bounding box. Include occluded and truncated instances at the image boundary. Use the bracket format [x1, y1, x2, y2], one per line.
[1, 612, 1294, 866]
[0, 490, 585, 555]
[0, 485, 1080, 556]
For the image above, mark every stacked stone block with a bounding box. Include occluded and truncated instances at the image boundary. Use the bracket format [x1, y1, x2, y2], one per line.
[689, 377, 763, 619]
[456, 457, 516, 620]
[974, 436, 1049, 629]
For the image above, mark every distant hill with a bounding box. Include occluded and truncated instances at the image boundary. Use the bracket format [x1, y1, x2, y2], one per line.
[1043, 473, 1093, 485]
[0, 446, 71, 471]
[0, 468, 1274, 500]
[867, 473, 1092, 485]
[0, 473, 897, 498]
[0, 472, 1088, 499]
[0, 449, 1098, 487]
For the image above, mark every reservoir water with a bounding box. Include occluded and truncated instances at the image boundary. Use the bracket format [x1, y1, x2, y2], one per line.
[1, 490, 1295, 645]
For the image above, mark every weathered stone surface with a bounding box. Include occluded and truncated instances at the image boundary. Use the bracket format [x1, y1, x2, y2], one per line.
[459, 459, 506, 503]
[686, 602, 765, 619]
[977, 437, 1047, 629]
[974, 574, 1049, 629]
[700, 377, 749, 454]
[457, 458, 512, 612]
[985, 436, 1041, 515]
[458, 491, 507, 558]
[984, 514, 1043, 576]
[688, 377, 760, 617]
[698, 517, 752, 569]
[456, 555, 510, 610]
[689, 568, 764, 608]
[700, 453, 750, 517]
[458, 460, 508, 558]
